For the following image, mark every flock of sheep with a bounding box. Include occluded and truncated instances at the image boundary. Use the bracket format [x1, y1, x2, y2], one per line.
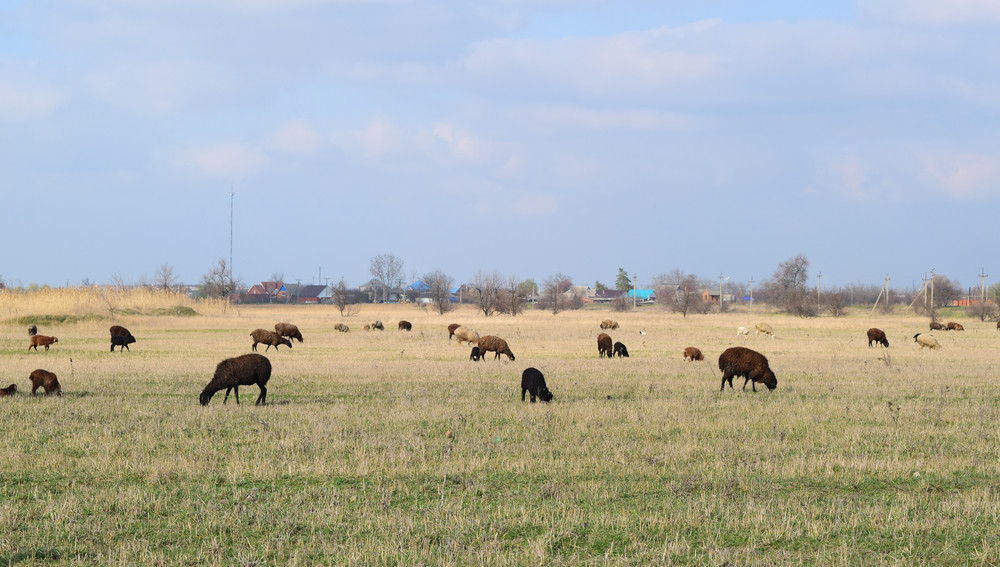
[9, 314, 984, 405]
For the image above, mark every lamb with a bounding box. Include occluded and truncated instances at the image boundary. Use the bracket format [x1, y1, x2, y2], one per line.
[755, 322, 774, 338]
[736, 326, 750, 337]
[453, 326, 480, 345]
[866, 328, 889, 348]
[363, 324, 371, 331]
[250, 328, 293, 352]
[929, 321, 945, 331]
[477, 335, 515, 361]
[600, 319, 620, 330]
[521, 367, 554, 403]
[398, 320, 412, 331]
[28, 335, 58, 351]
[946, 322, 965, 331]
[469, 346, 481, 361]
[274, 322, 304, 342]
[199, 353, 272, 406]
[913, 333, 941, 350]
[109, 325, 136, 352]
[0, 384, 17, 397]
[28, 369, 62, 396]
[613, 342, 630, 358]
[448, 323, 461, 339]
[718, 346, 777, 392]
[368, 320, 384, 331]
[27, 324, 37, 336]
[597, 333, 613, 358]
[683, 347, 704, 361]
[334, 323, 350, 333]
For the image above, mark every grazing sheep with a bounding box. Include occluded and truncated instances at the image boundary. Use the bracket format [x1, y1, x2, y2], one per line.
[521, 367, 554, 403]
[28, 335, 58, 351]
[448, 323, 461, 339]
[368, 320, 384, 331]
[250, 328, 293, 352]
[274, 322, 304, 342]
[334, 323, 350, 333]
[996, 321, 999, 332]
[0, 384, 17, 397]
[199, 353, 272, 406]
[613, 342, 630, 358]
[111, 333, 136, 352]
[477, 335, 515, 361]
[600, 319, 620, 330]
[755, 322, 774, 338]
[929, 321, 945, 331]
[363, 324, 371, 331]
[469, 346, 481, 361]
[866, 328, 889, 348]
[597, 333, 613, 358]
[453, 326, 480, 345]
[27, 324, 37, 336]
[718, 346, 777, 392]
[28, 369, 62, 396]
[736, 326, 750, 337]
[913, 333, 941, 350]
[683, 347, 704, 362]
[398, 320, 412, 331]
[946, 322, 965, 331]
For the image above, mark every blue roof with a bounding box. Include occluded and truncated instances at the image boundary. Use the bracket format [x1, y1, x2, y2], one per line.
[628, 289, 655, 300]
[406, 280, 430, 292]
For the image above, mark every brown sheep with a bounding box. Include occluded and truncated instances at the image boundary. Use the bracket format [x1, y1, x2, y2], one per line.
[946, 322, 964, 331]
[929, 321, 945, 331]
[200, 353, 272, 406]
[477, 335, 515, 361]
[334, 323, 350, 333]
[683, 347, 704, 362]
[28, 335, 58, 351]
[368, 320, 384, 331]
[448, 323, 461, 339]
[755, 322, 774, 338]
[28, 369, 62, 396]
[363, 324, 371, 331]
[453, 326, 480, 345]
[27, 324, 37, 336]
[866, 328, 889, 348]
[718, 346, 777, 392]
[250, 328, 292, 352]
[398, 320, 412, 331]
[274, 322, 304, 342]
[996, 321, 1000, 332]
[0, 384, 17, 397]
[600, 319, 619, 330]
[597, 333, 613, 358]
[109, 325, 136, 352]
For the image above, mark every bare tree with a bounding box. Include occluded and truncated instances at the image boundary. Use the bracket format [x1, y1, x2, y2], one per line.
[270, 271, 285, 283]
[369, 253, 405, 302]
[611, 294, 630, 312]
[423, 269, 455, 315]
[763, 253, 813, 316]
[472, 270, 504, 316]
[825, 289, 849, 317]
[199, 258, 239, 299]
[654, 270, 706, 318]
[499, 275, 527, 316]
[540, 273, 573, 315]
[153, 263, 178, 290]
[332, 278, 360, 316]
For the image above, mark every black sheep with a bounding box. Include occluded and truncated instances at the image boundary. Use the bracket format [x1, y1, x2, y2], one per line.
[520, 367, 553, 403]
[718, 346, 777, 392]
[200, 353, 272, 406]
[613, 342, 629, 357]
[111, 333, 136, 352]
[469, 346, 481, 361]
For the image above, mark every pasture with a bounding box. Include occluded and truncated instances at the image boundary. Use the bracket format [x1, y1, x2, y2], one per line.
[1, 293, 999, 565]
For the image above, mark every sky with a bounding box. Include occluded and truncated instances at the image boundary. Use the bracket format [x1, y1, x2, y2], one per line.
[2, 0, 999, 292]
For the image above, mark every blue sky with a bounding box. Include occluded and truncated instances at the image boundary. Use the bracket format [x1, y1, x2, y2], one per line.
[2, 1, 999, 291]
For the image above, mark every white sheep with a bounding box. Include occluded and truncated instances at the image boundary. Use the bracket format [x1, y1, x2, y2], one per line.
[736, 326, 750, 337]
[755, 322, 774, 338]
[913, 333, 941, 350]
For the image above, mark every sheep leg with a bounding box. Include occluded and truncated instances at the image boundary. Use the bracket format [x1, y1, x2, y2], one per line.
[721, 371, 734, 391]
[522, 388, 527, 401]
[255, 384, 267, 406]
[251, 342, 258, 352]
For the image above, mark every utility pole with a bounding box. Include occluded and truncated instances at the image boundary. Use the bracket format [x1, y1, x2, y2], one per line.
[749, 276, 754, 308]
[980, 267, 988, 305]
[930, 268, 935, 315]
[229, 190, 234, 280]
[872, 274, 890, 314]
[817, 271, 822, 305]
[632, 272, 637, 310]
[718, 274, 724, 311]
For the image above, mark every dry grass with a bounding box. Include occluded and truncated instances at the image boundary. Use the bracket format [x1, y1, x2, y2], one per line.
[1, 294, 999, 565]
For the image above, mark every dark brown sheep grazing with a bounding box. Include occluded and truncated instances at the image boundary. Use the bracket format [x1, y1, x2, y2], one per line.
[946, 322, 964, 331]
[28, 369, 62, 396]
[27, 324, 37, 336]
[448, 323, 461, 339]
[866, 328, 889, 348]
[683, 347, 704, 361]
[200, 353, 272, 406]
[398, 320, 412, 331]
[597, 333, 613, 358]
[109, 325, 136, 352]
[521, 367, 553, 403]
[0, 384, 17, 397]
[334, 323, 350, 333]
[613, 342, 629, 358]
[600, 319, 619, 330]
[477, 335, 515, 361]
[28, 335, 58, 351]
[930, 321, 945, 331]
[250, 328, 292, 352]
[718, 346, 777, 392]
[274, 322, 304, 342]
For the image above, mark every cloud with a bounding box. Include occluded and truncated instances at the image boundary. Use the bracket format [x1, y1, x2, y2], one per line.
[511, 192, 558, 215]
[516, 104, 693, 131]
[185, 142, 265, 178]
[271, 119, 321, 154]
[432, 122, 491, 164]
[921, 151, 1000, 198]
[0, 81, 61, 121]
[865, 0, 1000, 25]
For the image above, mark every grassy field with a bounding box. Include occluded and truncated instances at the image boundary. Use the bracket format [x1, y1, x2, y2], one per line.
[2, 293, 1000, 565]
